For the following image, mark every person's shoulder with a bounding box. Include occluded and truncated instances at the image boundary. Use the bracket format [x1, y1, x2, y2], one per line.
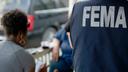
[75, 0, 95, 5]
[14, 48, 35, 71]
[0, 41, 22, 55]
[7, 41, 35, 68]
[4, 49, 34, 72]
[0, 41, 35, 72]
[0, 41, 22, 50]
[15, 48, 34, 63]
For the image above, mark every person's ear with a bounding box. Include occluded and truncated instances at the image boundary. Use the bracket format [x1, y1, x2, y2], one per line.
[16, 31, 26, 46]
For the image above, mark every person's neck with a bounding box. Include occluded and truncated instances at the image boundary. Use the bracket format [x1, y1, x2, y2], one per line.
[7, 35, 24, 47]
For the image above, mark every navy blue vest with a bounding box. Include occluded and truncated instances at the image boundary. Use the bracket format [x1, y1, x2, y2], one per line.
[70, 0, 128, 72]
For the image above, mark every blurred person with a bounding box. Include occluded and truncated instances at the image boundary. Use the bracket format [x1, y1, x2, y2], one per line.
[49, 27, 73, 72]
[0, 9, 47, 72]
[66, 0, 128, 72]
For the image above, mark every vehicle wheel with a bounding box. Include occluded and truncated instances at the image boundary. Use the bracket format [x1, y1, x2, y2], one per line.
[42, 27, 57, 41]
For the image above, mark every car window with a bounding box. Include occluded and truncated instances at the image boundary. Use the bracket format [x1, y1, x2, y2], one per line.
[33, 0, 68, 11]
[17, 0, 30, 13]
[0, 0, 30, 14]
[42, 0, 56, 9]
[33, 0, 56, 11]
[0, 0, 10, 13]
[54, 0, 68, 8]
[33, 0, 45, 11]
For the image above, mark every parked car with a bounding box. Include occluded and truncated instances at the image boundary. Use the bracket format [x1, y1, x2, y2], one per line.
[0, 0, 69, 48]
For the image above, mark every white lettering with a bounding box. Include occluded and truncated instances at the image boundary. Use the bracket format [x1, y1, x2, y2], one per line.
[82, 6, 127, 28]
[91, 6, 100, 27]
[82, 7, 91, 27]
[115, 7, 127, 28]
[100, 6, 115, 28]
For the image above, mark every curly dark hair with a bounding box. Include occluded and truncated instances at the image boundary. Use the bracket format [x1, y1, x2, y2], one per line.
[1, 9, 28, 36]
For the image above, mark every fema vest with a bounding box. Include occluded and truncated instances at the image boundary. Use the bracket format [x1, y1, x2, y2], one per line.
[70, 0, 128, 72]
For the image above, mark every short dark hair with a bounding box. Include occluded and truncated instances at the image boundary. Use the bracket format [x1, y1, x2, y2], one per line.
[1, 9, 28, 36]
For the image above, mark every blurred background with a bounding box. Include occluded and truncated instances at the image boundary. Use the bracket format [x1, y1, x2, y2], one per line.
[0, 0, 75, 48]
[0, 1, 77, 71]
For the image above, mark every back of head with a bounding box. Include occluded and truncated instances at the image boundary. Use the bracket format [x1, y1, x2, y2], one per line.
[1, 9, 28, 36]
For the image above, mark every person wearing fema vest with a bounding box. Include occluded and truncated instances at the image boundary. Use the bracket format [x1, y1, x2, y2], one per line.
[66, 0, 128, 72]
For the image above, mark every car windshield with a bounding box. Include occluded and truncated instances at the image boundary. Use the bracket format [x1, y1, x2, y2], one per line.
[0, 0, 30, 14]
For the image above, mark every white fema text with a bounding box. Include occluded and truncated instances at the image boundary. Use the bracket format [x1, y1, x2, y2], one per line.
[82, 6, 127, 28]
